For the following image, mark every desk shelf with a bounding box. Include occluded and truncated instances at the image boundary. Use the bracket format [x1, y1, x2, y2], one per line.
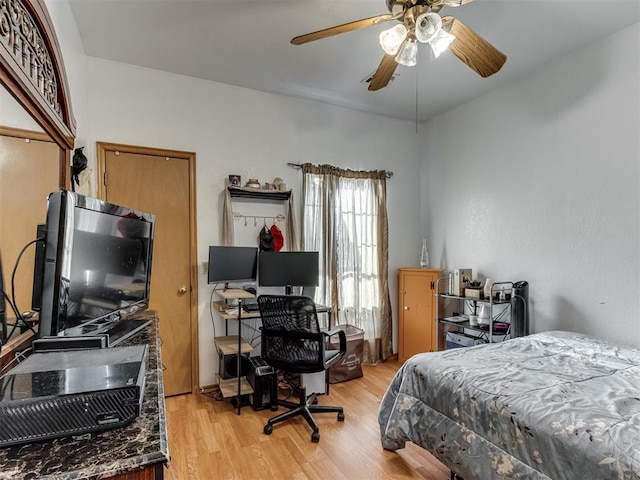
[215, 335, 253, 356]
[217, 376, 253, 398]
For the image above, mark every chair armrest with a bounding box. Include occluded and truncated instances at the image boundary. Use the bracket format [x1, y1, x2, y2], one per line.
[322, 328, 347, 354]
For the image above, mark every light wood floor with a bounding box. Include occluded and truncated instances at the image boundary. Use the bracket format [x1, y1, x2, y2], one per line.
[164, 359, 450, 480]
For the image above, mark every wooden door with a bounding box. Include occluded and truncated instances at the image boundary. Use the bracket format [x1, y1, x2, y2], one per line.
[97, 143, 197, 396]
[398, 269, 440, 362]
[0, 128, 58, 323]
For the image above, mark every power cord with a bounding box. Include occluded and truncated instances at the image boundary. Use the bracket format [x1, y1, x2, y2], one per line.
[6, 238, 41, 339]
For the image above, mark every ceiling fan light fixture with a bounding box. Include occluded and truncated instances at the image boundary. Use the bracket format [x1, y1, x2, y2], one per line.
[379, 23, 408, 55]
[415, 12, 442, 44]
[395, 37, 417, 67]
[429, 29, 456, 58]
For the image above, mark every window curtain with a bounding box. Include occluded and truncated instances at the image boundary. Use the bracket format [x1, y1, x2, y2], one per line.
[301, 163, 393, 363]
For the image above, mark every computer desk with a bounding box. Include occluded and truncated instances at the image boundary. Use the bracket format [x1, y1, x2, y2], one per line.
[217, 292, 333, 414]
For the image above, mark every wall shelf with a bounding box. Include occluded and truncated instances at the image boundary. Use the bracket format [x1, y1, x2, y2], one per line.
[228, 186, 291, 201]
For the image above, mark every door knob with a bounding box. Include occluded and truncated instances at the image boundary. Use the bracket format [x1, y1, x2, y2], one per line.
[178, 285, 188, 295]
[404, 306, 409, 310]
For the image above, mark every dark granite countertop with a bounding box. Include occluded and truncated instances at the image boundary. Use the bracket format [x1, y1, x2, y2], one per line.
[0, 311, 169, 479]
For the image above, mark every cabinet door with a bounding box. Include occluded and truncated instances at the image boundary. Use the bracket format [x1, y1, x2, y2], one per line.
[398, 270, 437, 362]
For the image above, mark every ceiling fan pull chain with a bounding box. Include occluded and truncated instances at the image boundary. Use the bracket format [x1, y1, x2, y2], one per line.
[415, 54, 419, 134]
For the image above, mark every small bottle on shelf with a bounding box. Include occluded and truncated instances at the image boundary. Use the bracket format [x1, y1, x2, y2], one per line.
[419, 238, 429, 268]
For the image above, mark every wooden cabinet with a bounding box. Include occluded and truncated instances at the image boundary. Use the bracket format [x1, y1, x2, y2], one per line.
[397, 268, 442, 362]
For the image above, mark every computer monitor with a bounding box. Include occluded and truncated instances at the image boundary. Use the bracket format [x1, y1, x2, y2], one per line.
[207, 246, 258, 285]
[258, 251, 319, 295]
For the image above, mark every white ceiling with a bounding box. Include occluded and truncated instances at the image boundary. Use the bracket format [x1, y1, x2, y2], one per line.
[68, 0, 640, 123]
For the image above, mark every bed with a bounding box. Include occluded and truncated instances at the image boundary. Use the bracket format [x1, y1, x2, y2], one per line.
[378, 331, 640, 479]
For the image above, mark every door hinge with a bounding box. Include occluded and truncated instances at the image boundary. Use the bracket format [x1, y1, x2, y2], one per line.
[103, 171, 107, 186]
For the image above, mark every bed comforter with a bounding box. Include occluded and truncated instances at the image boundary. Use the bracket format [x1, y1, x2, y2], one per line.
[378, 331, 640, 479]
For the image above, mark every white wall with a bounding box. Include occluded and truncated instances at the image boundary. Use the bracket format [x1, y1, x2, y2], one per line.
[422, 23, 640, 345]
[80, 58, 420, 387]
[0, 90, 41, 130]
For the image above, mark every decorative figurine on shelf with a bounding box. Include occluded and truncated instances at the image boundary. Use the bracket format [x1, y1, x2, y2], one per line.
[228, 175, 241, 187]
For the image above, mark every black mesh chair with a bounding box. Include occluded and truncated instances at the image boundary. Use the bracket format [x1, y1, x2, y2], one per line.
[258, 294, 347, 442]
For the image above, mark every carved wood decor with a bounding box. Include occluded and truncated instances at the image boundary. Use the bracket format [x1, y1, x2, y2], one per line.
[0, 0, 75, 149]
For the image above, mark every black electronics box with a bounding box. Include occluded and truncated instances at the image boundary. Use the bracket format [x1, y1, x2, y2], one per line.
[246, 356, 277, 411]
[0, 345, 147, 446]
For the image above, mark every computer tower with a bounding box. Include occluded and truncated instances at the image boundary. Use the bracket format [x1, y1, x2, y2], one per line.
[246, 356, 277, 411]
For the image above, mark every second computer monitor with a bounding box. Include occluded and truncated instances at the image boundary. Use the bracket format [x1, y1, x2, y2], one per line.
[258, 251, 319, 295]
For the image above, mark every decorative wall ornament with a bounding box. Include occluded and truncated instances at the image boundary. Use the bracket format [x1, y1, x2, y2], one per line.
[0, 0, 75, 150]
[0, 0, 62, 119]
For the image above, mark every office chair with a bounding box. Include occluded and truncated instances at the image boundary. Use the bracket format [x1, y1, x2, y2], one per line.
[257, 294, 346, 442]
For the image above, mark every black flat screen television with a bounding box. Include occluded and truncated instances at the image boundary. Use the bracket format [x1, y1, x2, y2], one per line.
[258, 251, 319, 294]
[207, 246, 258, 285]
[38, 190, 155, 344]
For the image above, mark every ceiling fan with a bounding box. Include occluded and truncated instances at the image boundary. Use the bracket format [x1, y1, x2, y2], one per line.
[291, 0, 506, 91]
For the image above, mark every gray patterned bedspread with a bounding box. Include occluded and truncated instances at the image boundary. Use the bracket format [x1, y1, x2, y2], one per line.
[378, 331, 640, 479]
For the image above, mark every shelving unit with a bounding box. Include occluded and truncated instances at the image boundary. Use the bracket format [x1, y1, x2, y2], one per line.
[436, 278, 514, 350]
[227, 186, 291, 201]
[214, 288, 256, 414]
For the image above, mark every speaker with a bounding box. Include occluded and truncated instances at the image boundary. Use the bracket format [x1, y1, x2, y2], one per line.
[511, 281, 529, 338]
[218, 351, 250, 380]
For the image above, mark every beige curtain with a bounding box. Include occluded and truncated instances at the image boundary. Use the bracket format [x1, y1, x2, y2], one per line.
[301, 163, 393, 363]
[222, 188, 234, 245]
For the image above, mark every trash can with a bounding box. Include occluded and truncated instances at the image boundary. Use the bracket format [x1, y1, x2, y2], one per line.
[329, 324, 364, 383]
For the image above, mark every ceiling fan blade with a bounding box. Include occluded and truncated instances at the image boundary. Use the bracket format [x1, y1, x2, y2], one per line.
[441, 16, 506, 78]
[291, 14, 396, 45]
[368, 54, 398, 91]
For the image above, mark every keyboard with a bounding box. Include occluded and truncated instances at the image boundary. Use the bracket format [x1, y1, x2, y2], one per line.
[242, 303, 260, 313]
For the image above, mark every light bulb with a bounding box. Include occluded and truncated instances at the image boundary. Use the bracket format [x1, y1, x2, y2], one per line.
[430, 30, 455, 58]
[415, 12, 442, 44]
[395, 38, 417, 67]
[379, 24, 408, 56]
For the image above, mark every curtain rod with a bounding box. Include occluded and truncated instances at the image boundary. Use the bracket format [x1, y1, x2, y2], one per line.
[287, 162, 393, 178]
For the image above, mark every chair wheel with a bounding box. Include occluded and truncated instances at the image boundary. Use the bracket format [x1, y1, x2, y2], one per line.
[270, 404, 279, 411]
[311, 431, 320, 442]
[337, 412, 345, 422]
[311, 397, 319, 405]
[264, 424, 273, 435]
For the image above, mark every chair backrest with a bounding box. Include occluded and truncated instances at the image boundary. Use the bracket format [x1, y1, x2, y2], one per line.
[258, 295, 325, 374]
